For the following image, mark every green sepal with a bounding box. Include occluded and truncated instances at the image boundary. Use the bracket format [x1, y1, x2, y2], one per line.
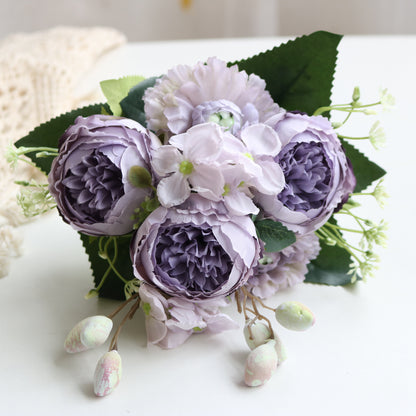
[254, 219, 296, 252]
[128, 166, 152, 188]
[100, 75, 145, 116]
[79, 233, 134, 300]
[232, 31, 342, 115]
[120, 76, 159, 125]
[341, 139, 386, 192]
[305, 241, 354, 286]
[15, 103, 104, 174]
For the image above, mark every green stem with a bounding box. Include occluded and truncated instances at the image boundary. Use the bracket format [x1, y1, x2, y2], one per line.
[318, 226, 362, 263]
[18, 146, 58, 154]
[326, 222, 363, 235]
[106, 237, 128, 284]
[16, 157, 37, 168]
[352, 192, 373, 197]
[335, 108, 354, 129]
[338, 135, 370, 141]
[338, 209, 368, 232]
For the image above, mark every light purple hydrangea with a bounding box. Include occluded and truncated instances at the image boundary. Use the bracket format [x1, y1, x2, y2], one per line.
[48, 115, 160, 236]
[257, 112, 356, 233]
[151, 122, 285, 214]
[130, 195, 262, 301]
[246, 232, 321, 299]
[139, 283, 238, 349]
[151, 123, 225, 207]
[144, 57, 284, 140]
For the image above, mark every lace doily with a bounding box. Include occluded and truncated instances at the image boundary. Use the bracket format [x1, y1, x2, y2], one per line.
[0, 26, 126, 278]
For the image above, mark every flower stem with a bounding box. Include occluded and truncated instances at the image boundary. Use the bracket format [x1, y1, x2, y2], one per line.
[239, 286, 274, 334]
[107, 293, 139, 320]
[108, 297, 141, 351]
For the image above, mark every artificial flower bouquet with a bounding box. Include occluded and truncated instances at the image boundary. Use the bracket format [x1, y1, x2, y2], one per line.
[10, 31, 390, 396]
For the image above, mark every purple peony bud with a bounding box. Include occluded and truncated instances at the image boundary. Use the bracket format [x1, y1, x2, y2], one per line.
[259, 112, 356, 233]
[48, 115, 160, 236]
[131, 195, 262, 301]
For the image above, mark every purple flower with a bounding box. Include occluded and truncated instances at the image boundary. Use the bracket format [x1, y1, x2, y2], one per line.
[139, 283, 238, 349]
[131, 195, 262, 301]
[49, 115, 160, 236]
[246, 232, 320, 299]
[258, 113, 356, 233]
[144, 57, 283, 140]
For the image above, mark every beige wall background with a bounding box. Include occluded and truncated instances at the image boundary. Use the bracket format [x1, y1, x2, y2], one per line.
[0, 0, 415, 40]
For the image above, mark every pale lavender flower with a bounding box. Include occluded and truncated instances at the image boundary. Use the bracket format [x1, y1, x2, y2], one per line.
[221, 164, 259, 216]
[131, 195, 261, 301]
[139, 283, 238, 349]
[144, 57, 283, 140]
[238, 123, 285, 196]
[152, 123, 225, 207]
[258, 113, 356, 233]
[49, 115, 160, 236]
[246, 232, 320, 299]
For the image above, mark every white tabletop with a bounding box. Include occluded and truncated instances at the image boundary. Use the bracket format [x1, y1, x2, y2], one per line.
[1, 35, 415, 415]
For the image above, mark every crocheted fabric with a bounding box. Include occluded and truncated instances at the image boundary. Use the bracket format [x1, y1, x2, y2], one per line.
[0, 26, 126, 277]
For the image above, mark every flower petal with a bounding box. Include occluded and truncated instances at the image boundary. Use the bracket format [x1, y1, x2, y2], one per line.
[189, 164, 224, 201]
[252, 158, 285, 195]
[240, 124, 282, 157]
[151, 145, 182, 176]
[224, 190, 259, 216]
[145, 316, 168, 344]
[157, 172, 191, 207]
[183, 123, 222, 162]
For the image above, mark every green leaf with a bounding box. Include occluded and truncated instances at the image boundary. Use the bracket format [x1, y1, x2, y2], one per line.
[79, 233, 134, 300]
[15, 103, 104, 174]
[305, 241, 353, 286]
[232, 31, 342, 115]
[255, 219, 296, 252]
[341, 139, 386, 192]
[120, 76, 158, 125]
[100, 75, 145, 116]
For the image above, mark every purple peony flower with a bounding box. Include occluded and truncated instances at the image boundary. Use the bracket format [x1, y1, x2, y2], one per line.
[131, 195, 262, 301]
[144, 57, 283, 140]
[246, 232, 320, 299]
[49, 115, 160, 236]
[139, 283, 238, 349]
[258, 113, 356, 233]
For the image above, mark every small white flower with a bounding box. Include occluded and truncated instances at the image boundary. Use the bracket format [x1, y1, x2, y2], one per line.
[379, 88, 395, 111]
[372, 179, 389, 208]
[368, 121, 386, 149]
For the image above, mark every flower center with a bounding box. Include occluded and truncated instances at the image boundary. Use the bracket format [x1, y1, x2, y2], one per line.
[62, 150, 124, 223]
[154, 224, 233, 297]
[191, 99, 242, 133]
[277, 141, 331, 212]
[179, 160, 194, 175]
[208, 111, 235, 130]
[222, 184, 231, 196]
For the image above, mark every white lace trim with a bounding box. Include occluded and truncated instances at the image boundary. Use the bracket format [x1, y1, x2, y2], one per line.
[0, 26, 126, 278]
